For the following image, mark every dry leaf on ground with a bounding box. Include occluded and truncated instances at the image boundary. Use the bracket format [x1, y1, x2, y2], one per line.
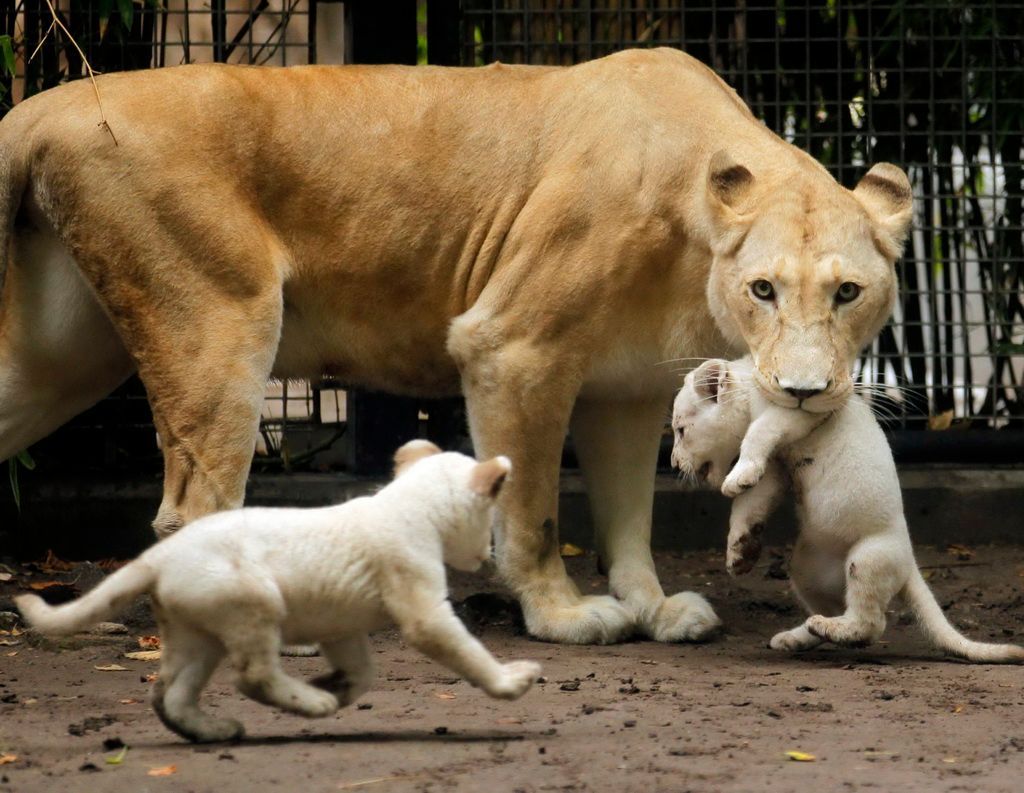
[928, 410, 955, 431]
[28, 581, 64, 591]
[138, 635, 161, 650]
[0, 573, 12, 582]
[559, 543, 585, 557]
[946, 544, 975, 561]
[147, 765, 177, 777]
[94, 664, 129, 672]
[124, 650, 162, 662]
[785, 750, 816, 762]
[105, 747, 128, 765]
[433, 691, 457, 700]
[0, 754, 17, 766]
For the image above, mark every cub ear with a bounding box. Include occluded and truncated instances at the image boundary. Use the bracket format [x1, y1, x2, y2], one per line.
[707, 150, 756, 218]
[853, 163, 913, 260]
[469, 456, 512, 498]
[692, 360, 729, 403]
[393, 439, 443, 478]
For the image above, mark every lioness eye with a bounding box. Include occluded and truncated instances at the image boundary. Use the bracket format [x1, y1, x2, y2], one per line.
[836, 282, 861, 303]
[750, 279, 775, 301]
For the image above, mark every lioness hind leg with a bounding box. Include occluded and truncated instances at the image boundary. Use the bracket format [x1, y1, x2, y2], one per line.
[51, 196, 286, 534]
[571, 396, 720, 643]
[453, 335, 632, 645]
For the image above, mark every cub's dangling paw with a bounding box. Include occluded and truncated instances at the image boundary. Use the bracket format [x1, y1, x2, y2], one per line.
[721, 459, 765, 498]
[726, 525, 763, 576]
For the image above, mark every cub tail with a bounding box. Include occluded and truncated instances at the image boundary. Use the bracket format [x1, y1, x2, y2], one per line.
[903, 567, 1024, 664]
[15, 559, 156, 636]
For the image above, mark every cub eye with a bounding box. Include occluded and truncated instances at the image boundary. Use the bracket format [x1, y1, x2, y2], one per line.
[836, 282, 861, 304]
[750, 279, 775, 301]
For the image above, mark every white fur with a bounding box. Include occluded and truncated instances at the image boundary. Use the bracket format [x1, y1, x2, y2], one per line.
[16, 444, 541, 742]
[672, 358, 1024, 664]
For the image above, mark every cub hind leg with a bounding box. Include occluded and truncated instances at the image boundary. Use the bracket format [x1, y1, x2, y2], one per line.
[769, 537, 846, 652]
[806, 534, 909, 648]
[151, 621, 241, 743]
[312, 634, 375, 707]
[226, 627, 339, 718]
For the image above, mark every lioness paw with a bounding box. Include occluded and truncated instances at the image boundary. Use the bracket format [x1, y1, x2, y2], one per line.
[721, 459, 764, 498]
[491, 660, 542, 700]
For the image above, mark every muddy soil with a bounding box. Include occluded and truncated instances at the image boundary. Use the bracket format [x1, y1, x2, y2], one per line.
[2, 545, 1023, 792]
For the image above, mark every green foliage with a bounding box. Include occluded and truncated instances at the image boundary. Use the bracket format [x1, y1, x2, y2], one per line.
[8, 450, 35, 512]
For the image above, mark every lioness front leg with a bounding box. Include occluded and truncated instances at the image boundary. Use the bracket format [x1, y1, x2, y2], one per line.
[572, 396, 720, 642]
[726, 462, 785, 576]
[454, 336, 633, 644]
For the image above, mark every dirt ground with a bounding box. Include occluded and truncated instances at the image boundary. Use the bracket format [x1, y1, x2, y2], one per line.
[2, 544, 1024, 793]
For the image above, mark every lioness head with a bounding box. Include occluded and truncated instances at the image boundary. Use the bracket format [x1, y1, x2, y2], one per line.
[704, 150, 912, 413]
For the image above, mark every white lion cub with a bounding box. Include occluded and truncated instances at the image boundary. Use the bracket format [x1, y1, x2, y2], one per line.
[16, 441, 543, 742]
[671, 358, 1024, 663]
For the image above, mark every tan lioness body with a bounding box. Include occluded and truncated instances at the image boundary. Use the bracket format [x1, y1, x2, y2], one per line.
[0, 49, 912, 644]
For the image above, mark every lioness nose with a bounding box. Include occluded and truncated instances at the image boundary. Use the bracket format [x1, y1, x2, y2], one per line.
[784, 386, 825, 400]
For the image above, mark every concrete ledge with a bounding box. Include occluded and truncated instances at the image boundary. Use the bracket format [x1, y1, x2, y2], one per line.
[2, 465, 1022, 560]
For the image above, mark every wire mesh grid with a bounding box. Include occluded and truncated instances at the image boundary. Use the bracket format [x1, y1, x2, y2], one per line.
[461, 1, 1024, 431]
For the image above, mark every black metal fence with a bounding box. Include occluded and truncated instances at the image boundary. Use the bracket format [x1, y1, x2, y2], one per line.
[1, 1, 1021, 478]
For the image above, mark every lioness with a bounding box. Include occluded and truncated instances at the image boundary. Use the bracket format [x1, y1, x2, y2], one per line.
[0, 48, 911, 644]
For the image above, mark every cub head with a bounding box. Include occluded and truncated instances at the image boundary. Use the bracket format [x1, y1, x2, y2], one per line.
[391, 440, 511, 572]
[704, 150, 912, 413]
[671, 359, 751, 488]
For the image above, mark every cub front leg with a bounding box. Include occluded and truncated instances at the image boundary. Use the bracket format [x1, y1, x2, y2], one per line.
[571, 396, 720, 642]
[387, 588, 541, 700]
[726, 462, 785, 576]
[722, 406, 824, 498]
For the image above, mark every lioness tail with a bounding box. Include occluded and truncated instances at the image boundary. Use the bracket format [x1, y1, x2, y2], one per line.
[903, 568, 1024, 664]
[15, 560, 156, 636]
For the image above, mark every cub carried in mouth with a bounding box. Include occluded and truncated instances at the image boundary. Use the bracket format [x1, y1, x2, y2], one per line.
[671, 357, 1024, 663]
[16, 441, 542, 742]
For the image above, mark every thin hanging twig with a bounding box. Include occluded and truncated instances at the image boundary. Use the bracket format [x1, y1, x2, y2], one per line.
[38, 0, 118, 146]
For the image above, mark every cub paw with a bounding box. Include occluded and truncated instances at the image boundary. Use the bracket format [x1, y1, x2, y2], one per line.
[490, 661, 542, 700]
[192, 718, 246, 744]
[721, 459, 765, 498]
[768, 629, 819, 652]
[300, 688, 341, 718]
[726, 526, 763, 576]
[806, 615, 875, 648]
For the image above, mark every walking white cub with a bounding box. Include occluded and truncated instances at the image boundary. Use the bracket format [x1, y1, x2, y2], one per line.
[671, 358, 1024, 663]
[16, 441, 542, 742]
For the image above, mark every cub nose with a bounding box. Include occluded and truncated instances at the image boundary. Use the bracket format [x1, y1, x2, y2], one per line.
[784, 386, 824, 400]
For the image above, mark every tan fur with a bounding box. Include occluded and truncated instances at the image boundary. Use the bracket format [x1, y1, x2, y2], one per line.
[0, 49, 911, 644]
[393, 440, 443, 477]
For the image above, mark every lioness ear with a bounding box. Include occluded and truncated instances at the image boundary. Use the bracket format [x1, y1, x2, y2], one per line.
[469, 456, 511, 498]
[393, 439, 443, 478]
[853, 163, 913, 260]
[707, 150, 756, 217]
[692, 360, 729, 403]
